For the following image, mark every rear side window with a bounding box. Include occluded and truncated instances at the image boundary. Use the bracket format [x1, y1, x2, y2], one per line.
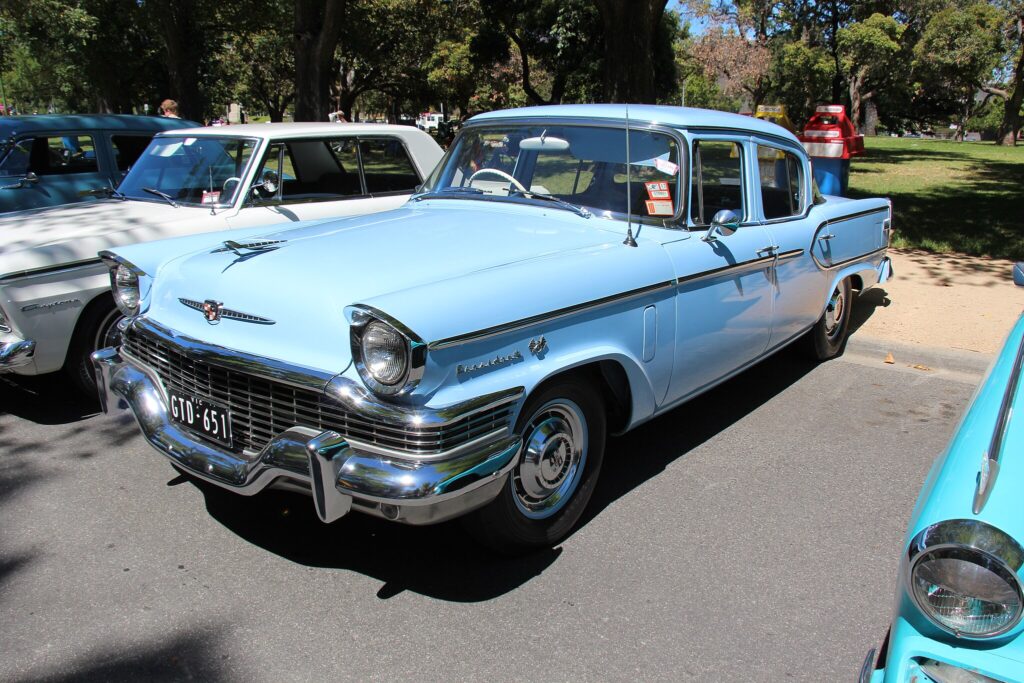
[111, 135, 154, 172]
[19, 135, 99, 175]
[690, 140, 744, 226]
[756, 144, 804, 220]
[359, 138, 419, 194]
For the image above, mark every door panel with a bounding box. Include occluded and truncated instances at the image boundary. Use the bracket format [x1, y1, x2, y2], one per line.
[663, 225, 775, 405]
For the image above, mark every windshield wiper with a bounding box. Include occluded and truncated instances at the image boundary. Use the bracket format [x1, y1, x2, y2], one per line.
[142, 187, 178, 207]
[509, 189, 591, 219]
[411, 186, 485, 201]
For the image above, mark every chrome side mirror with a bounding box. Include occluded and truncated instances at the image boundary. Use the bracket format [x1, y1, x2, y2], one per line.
[24, 171, 39, 184]
[1013, 262, 1024, 287]
[250, 169, 279, 198]
[702, 209, 740, 242]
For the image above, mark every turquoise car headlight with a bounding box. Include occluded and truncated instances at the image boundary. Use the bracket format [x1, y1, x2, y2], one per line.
[907, 520, 1024, 638]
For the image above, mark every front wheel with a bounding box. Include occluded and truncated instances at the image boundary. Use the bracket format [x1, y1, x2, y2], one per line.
[465, 379, 606, 554]
[64, 296, 123, 398]
[803, 278, 853, 361]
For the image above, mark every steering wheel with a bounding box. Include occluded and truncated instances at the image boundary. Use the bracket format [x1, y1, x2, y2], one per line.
[467, 167, 528, 194]
[222, 176, 241, 194]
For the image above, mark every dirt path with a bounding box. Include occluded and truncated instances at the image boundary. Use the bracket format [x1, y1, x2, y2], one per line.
[851, 249, 1024, 355]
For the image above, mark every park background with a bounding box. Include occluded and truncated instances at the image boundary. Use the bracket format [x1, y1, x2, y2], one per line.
[0, 0, 1022, 257]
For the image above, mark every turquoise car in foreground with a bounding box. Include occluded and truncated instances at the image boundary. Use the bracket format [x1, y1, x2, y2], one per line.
[92, 104, 892, 553]
[862, 264, 1024, 682]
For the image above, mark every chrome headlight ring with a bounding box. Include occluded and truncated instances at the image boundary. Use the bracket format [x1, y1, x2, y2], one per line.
[906, 519, 1024, 639]
[348, 305, 426, 397]
[100, 251, 149, 317]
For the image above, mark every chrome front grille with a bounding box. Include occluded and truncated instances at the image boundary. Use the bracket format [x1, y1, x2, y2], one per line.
[122, 328, 512, 456]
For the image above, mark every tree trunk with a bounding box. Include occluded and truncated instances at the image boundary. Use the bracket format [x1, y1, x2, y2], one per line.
[593, 0, 669, 103]
[294, 0, 347, 122]
[153, 0, 206, 122]
[864, 99, 879, 137]
[997, 27, 1023, 146]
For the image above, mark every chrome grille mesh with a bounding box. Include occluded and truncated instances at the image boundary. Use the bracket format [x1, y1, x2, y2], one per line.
[123, 329, 512, 456]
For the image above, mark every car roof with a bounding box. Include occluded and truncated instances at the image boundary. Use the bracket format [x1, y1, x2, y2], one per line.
[469, 104, 801, 146]
[157, 122, 424, 139]
[0, 114, 199, 136]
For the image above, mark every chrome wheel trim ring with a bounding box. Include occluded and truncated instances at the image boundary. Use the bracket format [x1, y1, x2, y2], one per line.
[512, 399, 588, 520]
[94, 308, 124, 351]
[823, 286, 845, 339]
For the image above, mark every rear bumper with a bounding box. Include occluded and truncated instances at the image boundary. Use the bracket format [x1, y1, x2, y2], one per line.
[92, 346, 522, 525]
[0, 338, 36, 372]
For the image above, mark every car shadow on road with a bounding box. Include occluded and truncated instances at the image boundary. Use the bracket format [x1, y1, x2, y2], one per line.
[580, 346, 818, 530]
[194, 478, 562, 602]
[0, 374, 100, 425]
[191, 345, 819, 602]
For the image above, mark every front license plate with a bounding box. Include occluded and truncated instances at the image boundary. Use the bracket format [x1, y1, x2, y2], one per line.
[167, 388, 233, 448]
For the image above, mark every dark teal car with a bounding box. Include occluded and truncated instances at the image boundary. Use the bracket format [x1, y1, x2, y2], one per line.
[0, 114, 198, 213]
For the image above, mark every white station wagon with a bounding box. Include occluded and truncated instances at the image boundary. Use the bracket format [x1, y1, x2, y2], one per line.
[0, 122, 443, 395]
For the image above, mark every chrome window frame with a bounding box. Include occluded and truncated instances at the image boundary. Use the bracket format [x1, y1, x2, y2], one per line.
[751, 139, 809, 224]
[685, 134, 749, 230]
[434, 117, 691, 230]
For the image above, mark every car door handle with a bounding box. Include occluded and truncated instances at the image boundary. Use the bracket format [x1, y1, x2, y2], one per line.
[818, 233, 835, 242]
[757, 245, 779, 255]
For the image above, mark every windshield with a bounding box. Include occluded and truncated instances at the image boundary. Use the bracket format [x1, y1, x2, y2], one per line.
[119, 136, 259, 206]
[421, 124, 682, 221]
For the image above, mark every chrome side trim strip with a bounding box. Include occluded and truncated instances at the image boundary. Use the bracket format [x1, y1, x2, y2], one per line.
[973, 332, 1024, 514]
[775, 248, 804, 263]
[427, 280, 675, 350]
[675, 255, 775, 287]
[819, 246, 888, 271]
[819, 207, 888, 227]
[0, 257, 104, 284]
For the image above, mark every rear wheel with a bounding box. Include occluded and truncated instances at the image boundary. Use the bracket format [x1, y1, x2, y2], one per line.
[64, 296, 123, 398]
[465, 379, 606, 554]
[803, 278, 853, 361]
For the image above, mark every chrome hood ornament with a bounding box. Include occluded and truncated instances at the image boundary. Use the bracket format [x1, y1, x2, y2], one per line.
[179, 298, 275, 325]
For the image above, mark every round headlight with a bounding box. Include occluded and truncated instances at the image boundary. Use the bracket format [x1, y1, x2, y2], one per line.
[361, 321, 408, 386]
[911, 546, 1023, 637]
[112, 264, 140, 315]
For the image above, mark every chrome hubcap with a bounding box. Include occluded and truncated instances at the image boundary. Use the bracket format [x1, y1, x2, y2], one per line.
[823, 286, 845, 339]
[512, 400, 587, 519]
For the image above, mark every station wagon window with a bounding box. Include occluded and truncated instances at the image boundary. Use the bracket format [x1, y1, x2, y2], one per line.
[423, 125, 682, 223]
[118, 136, 258, 206]
[359, 138, 419, 195]
[755, 144, 804, 220]
[690, 140, 744, 226]
[111, 135, 155, 172]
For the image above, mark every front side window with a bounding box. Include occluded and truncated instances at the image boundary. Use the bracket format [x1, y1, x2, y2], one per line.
[690, 140, 744, 226]
[0, 139, 31, 176]
[119, 136, 258, 206]
[421, 124, 682, 222]
[756, 144, 805, 220]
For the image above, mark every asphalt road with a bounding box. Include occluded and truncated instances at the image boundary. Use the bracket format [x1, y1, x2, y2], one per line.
[0, 339, 988, 682]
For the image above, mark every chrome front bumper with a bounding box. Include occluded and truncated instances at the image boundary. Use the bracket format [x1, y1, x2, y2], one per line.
[92, 346, 522, 525]
[0, 338, 36, 372]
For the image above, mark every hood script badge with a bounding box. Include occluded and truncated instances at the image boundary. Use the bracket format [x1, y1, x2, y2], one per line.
[179, 298, 276, 325]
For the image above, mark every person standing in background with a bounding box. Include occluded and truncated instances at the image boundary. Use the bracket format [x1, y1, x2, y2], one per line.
[160, 99, 180, 118]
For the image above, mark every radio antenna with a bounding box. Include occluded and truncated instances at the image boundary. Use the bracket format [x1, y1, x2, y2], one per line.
[623, 103, 637, 247]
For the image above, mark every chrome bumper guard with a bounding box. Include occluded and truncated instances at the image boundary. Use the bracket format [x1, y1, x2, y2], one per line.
[92, 346, 523, 525]
[0, 338, 36, 372]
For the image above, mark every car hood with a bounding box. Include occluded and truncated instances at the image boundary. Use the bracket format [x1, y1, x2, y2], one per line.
[142, 199, 660, 375]
[0, 199, 210, 277]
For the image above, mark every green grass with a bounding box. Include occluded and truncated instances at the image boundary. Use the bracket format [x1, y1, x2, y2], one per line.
[847, 137, 1024, 259]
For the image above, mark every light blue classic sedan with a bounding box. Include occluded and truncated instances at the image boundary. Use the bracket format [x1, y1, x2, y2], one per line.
[861, 265, 1024, 683]
[93, 104, 892, 552]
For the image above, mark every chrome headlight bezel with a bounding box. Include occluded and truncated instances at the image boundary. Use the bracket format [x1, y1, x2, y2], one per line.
[348, 306, 426, 397]
[906, 519, 1024, 639]
[101, 252, 148, 317]
[0, 303, 11, 333]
